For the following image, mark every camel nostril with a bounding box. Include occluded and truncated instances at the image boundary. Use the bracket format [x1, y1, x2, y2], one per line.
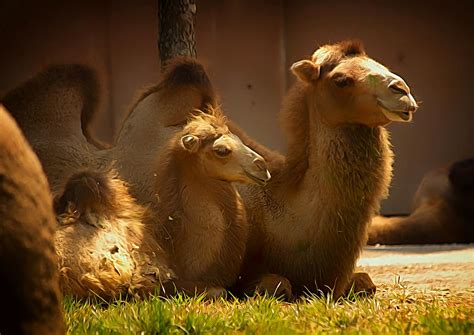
[253, 158, 267, 171]
[408, 104, 417, 112]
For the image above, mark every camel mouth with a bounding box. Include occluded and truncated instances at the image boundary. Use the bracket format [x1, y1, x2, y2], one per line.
[244, 170, 271, 186]
[382, 109, 412, 122]
[377, 103, 412, 123]
[378, 99, 414, 122]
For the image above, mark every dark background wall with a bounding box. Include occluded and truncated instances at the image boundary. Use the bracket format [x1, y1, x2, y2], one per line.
[1, 0, 472, 214]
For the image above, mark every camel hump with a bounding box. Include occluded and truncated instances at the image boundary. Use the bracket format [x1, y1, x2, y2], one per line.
[162, 57, 213, 89]
[449, 158, 474, 192]
[1, 64, 105, 147]
[55, 170, 118, 218]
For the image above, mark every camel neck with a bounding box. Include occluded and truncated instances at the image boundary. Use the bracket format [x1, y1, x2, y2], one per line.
[260, 85, 393, 287]
[156, 149, 234, 225]
[277, 82, 393, 229]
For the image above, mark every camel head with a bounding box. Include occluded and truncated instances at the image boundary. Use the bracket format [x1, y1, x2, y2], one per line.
[291, 40, 418, 127]
[178, 109, 271, 185]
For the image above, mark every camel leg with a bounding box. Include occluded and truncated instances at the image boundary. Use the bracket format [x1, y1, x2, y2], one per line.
[238, 273, 293, 300]
[160, 279, 228, 300]
[344, 272, 377, 297]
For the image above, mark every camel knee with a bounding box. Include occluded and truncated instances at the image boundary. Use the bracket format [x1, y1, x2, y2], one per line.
[252, 274, 293, 300]
[345, 272, 377, 297]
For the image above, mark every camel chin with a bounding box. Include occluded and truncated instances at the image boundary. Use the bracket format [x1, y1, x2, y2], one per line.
[381, 108, 412, 122]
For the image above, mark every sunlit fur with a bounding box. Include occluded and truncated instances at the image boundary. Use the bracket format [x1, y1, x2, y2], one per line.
[368, 158, 474, 244]
[229, 40, 417, 297]
[54, 170, 174, 300]
[0, 105, 64, 335]
[53, 108, 269, 299]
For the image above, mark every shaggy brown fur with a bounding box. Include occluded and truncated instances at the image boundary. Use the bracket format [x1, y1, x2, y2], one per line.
[152, 110, 271, 296]
[229, 40, 418, 298]
[368, 158, 474, 244]
[54, 170, 174, 300]
[121, 57, 216, 129]
[0, 105, 64, 335]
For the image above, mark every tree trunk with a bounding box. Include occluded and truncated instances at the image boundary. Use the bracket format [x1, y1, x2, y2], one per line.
[158, 0, 197, 66]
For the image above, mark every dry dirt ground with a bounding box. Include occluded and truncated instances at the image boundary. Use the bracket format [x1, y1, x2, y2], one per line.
[357, 244, 474, 290]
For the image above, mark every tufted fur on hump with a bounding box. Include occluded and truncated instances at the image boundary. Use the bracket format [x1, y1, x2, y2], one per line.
[121, 57, 217, 130]
[55, 169, 173, 300]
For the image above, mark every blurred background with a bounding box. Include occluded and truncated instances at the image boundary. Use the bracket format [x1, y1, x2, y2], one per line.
[0, 0, 473, 215]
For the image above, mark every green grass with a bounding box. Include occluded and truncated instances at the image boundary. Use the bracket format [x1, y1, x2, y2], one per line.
[64, 285, 474, 334]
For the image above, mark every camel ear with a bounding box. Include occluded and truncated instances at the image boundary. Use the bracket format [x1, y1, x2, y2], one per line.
[291, 60, 320, 83]
[180, 134, 200, 152]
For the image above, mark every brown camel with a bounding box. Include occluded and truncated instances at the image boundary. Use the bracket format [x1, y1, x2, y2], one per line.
[0, 105, 64, 335]
[228, 40, 418, 298]
[2, 58, 277, 298]
[152, 109, 271, 297]
[368, 158, 474, 244]
[54, 109, 271, 298]
[54, 170, 174, 300]
[0, 58, 216, 197]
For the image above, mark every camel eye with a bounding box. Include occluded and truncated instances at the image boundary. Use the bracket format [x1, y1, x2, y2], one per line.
[332, 73, 354, 88]
[214, 146, 231, 157]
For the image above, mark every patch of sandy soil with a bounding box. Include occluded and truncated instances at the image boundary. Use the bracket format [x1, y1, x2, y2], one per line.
[357, 244, 474, 290]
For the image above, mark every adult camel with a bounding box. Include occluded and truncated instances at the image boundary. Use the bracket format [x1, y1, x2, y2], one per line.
[229, 40, 418, 298]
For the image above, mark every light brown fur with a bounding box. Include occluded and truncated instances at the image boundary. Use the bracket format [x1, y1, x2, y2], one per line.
[0, 105, 64, 335]
[54, 170, 174, 300]
[229, 40, 418, 297]
[152, 110, 270, 296]
[368, 158, 474, 244]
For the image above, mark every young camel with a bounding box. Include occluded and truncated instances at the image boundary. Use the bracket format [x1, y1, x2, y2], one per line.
[54, 110, 271, 298]
[54, 170, 174, 300]
[368, 158, 474, 244]
[229, 40, 418, 298]
[152, 109, 271, 296]
[0, 105, 64, 335]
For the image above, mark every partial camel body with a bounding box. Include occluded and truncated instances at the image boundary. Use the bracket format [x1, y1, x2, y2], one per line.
[0, 105, 64, 335]
[1, 58, 216, 199]
[368, 158, 474, 244]
[229, 41, 418, 298]
[54, 170, 174, 300]
[1, 65, 103, 195]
